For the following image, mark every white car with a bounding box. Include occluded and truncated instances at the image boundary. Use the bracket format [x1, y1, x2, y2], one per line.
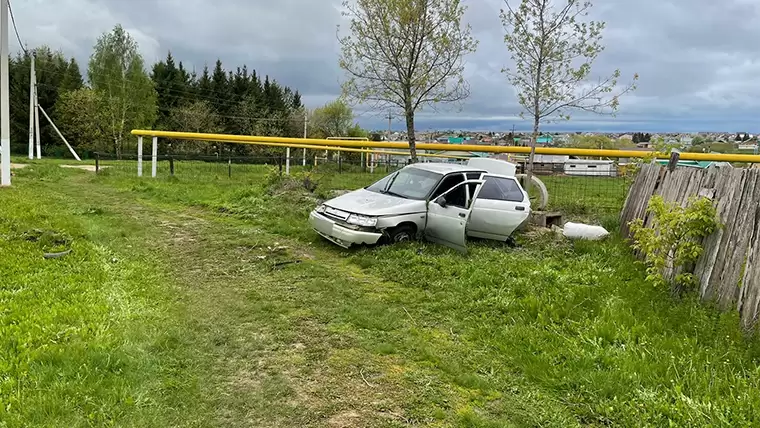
[308, 159, 531, 252]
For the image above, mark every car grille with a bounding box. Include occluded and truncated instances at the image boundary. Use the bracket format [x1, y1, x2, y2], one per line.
[323, 206, 350, 222]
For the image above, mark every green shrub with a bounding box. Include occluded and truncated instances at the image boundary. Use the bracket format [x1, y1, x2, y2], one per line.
[630, 195, 720, 293]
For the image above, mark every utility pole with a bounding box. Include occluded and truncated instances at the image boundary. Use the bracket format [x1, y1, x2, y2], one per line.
[34, 81, 40, 158]
[387, 111, 392, 140]
[386, 111, 392, 168]
[28, 51, 34, 159]
[0, 0, 10, 186]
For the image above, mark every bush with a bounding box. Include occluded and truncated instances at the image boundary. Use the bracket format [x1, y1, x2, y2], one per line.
[630, 195, 720, 293]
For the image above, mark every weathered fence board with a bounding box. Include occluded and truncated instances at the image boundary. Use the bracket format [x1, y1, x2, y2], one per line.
[621, 164, 760, 328]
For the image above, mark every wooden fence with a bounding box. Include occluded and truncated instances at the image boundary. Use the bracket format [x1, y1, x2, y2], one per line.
[621, 164, 760, 328]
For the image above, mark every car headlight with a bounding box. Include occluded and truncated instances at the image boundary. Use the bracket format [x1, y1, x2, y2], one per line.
[346, 213, 377, 227]
[315, 204, 326, 213]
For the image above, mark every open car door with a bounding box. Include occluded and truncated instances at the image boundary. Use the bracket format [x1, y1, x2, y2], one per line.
[468, 173, 531, 241]
[424, 179, 484, 253]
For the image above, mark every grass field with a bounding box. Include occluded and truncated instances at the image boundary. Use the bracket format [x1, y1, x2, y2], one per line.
[3, 160, 760, 427]
[94, 157, 631, 215]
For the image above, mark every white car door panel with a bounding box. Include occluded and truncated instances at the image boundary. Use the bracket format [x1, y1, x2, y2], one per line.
[468, 174, 530, 240]
[425, 179, 484, 253]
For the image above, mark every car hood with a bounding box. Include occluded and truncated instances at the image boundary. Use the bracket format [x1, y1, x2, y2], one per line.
[324, 188, 425, 216]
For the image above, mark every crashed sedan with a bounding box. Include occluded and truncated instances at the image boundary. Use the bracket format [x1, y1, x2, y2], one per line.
[308, 159, 531, 252]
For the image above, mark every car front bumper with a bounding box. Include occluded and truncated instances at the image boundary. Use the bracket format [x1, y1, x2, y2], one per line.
[309, 211, 383, 248]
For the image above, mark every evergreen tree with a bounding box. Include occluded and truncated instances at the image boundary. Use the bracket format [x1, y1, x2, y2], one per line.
[152, 51, 192, 130]
[4, 35, 306, 156]
[292, 90, 302, 110]
[8, 47, 72, 154]
[210, 59, 229, 113]
[196, 65, 212, 102]
[59, 58, 84, 92]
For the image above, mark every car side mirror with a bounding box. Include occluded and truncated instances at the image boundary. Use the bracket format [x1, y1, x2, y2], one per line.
[435, 196, 447, 207]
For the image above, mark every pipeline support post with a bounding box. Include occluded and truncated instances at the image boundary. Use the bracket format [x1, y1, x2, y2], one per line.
[151, 136, 158, 177]
[137, 136, 143, 177]
[286, 147, 290, 175]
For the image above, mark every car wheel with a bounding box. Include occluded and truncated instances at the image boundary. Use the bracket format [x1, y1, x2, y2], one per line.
[388, 225, 415, 244]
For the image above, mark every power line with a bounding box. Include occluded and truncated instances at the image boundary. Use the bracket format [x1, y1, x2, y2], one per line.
[8, 0, 27, 55]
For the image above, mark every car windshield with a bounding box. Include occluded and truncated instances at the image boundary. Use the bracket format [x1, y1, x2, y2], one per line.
[366, 167, 442, 200]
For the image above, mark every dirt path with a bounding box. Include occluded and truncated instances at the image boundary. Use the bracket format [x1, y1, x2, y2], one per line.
[50, 174, 413, 427]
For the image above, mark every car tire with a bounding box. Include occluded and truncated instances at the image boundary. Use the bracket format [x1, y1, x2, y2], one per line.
[387, 225, 415, 244]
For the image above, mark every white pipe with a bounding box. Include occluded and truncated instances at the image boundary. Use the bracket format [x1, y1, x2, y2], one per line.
[286, 147, 290, 175]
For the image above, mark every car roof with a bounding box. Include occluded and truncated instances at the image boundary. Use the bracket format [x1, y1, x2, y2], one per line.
[407, 162, 484, 174]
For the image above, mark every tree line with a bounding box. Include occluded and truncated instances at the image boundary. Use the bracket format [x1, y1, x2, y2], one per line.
[8, 25, 314, 158]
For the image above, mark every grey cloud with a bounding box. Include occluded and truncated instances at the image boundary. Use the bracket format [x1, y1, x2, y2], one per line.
[8, 0, 760, 132]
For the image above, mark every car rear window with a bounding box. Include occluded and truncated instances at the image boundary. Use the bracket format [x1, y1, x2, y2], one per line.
[478, 177, 524, 202]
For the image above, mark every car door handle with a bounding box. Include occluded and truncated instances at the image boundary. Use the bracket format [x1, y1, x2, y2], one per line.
[515, 206, 525, 211]
[458, 212, 466, 218]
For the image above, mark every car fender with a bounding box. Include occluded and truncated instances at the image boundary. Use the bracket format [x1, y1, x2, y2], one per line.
[375, 212, 427, 232]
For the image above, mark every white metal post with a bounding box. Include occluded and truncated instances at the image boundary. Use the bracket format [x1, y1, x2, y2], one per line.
[27, 54, 34, 159]
[285, 147, 290, 175]
[0, 0, 10, 186]
[137, 136, 143, 176]
[151, 136, 157, 177]
[34, 89, 40, 158]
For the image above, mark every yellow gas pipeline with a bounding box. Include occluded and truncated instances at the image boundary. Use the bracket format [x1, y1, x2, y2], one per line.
[131, 130, 760, 163]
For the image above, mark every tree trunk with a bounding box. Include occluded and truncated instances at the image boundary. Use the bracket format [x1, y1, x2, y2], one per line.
[114, 136, 121, 160]
[405, 109, 417, 163]
[527, 115, 539, 195]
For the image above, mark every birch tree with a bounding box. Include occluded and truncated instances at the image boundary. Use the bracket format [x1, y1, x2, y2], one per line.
[88, 25, 157, 158]
[311, 99, 355, 138]
[501, 0, 637, 185]
[338, 0, 477, 162]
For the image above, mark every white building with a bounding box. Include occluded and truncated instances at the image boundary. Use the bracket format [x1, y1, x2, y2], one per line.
[564, 159, 617, 177]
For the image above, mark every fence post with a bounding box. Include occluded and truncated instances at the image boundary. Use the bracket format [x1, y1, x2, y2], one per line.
[228, 157, 232, 178]
[339, 156, 342, 174]
[151, 136, 158, 178]
[169, 156, 174, 176]
[95, 152, 99, 173]
[137, 136, 143, 177]
[668, 149, 681, 172]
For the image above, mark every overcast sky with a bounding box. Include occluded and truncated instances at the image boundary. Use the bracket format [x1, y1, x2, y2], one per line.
[9, 0, 760, 133]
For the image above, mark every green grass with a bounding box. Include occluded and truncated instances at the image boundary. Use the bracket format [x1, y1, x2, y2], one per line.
[0, 167, 204, 426]
[2, 161, 760, 427]
[539, 175, 630, 215]
[93, 158, 630, 216]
